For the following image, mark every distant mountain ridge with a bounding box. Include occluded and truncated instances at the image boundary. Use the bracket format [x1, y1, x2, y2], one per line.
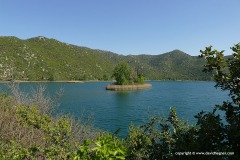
[0, 36, 211, 81]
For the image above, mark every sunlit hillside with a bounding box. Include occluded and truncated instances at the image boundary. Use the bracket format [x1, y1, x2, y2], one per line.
[0, 36, 211, 81]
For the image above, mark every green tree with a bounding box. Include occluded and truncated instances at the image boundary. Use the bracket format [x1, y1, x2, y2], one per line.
[112, 62, 131, 85]
[199, 43, 240, 158]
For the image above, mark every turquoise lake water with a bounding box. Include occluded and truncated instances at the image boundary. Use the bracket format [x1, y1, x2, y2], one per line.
[0, 81, 229, 137]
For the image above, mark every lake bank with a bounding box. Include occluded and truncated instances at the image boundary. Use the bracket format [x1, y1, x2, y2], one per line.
[0, 80, 212, 84]
[0, 80, 85, 83]
[0, 80, 117, 83]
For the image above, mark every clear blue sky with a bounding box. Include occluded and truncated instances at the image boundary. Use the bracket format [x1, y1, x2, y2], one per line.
[1, 0, 239, 56]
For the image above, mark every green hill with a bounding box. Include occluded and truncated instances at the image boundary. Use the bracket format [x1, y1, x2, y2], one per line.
[0, 36, 211, 81]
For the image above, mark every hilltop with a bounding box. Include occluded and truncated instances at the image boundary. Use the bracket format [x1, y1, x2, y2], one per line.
[0, 36, 211, 81]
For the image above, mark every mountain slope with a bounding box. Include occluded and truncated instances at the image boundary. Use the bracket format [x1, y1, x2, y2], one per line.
[0, 36, 211, 81]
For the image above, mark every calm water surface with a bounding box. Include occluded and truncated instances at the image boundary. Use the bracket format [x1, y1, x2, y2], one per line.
[1, 81, 229, 137]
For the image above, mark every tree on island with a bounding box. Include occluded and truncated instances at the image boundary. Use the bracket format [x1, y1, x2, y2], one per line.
[112, 62, 145, 85]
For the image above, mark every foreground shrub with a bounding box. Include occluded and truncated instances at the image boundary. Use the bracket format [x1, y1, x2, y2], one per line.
[0, 86, 127, 159]
[73, 134, 126, 160]
[125, 108, 199, 160]
[0, 85, 99, 159]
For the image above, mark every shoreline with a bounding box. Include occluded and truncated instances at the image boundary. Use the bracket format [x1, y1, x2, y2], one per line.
[0, 80, 213, 83]
[0, 80, 85, 83]
[0, 80, 117, 83]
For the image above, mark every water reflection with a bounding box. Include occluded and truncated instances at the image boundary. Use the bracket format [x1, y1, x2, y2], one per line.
[114, 91, 130, 107]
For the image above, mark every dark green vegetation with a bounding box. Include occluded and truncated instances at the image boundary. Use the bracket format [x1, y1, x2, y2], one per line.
[112, 62, 131, 85]
[112, 62, 145, 85]
[0, 84, 126, 159]
[1, 43, 239, 159]
[0, 36, 211, 81]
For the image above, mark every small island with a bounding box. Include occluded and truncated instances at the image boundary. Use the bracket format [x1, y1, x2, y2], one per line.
[106, 62, 152, 91]
[106, 83, 152, 91]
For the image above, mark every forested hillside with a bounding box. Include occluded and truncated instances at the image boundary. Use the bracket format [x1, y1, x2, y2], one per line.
[0, 36, 211, 81]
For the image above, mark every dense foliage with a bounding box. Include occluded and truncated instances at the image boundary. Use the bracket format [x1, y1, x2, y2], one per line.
[199, 44, 240, 157]
[0, 85, 126, 159]
[0, 36, 211, 81]
[112, 62, 145, 85]
[112, 62, 131, 85]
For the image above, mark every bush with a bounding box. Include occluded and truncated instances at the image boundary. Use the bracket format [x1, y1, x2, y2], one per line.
[0, 84, 100, 159]
[134, 75, 145, 84]
[125, 108, 198, 160]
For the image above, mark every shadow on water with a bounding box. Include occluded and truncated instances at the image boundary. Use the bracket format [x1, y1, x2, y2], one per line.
[112, 90, 142, 113]
[114, 91, 131, 107]
[109, 90, 146, 137]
